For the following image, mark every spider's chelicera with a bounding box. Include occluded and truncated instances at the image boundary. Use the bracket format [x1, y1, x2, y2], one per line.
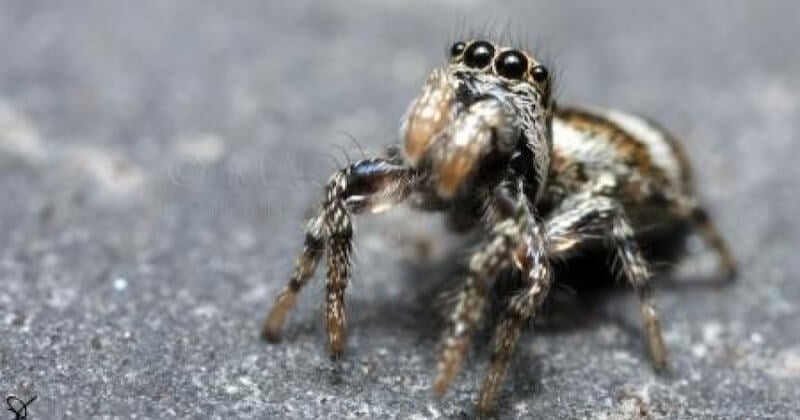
[261, 39, 736, 414]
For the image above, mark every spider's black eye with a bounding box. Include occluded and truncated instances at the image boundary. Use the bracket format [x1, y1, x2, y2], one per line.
[450, 41, 466, 58]
[530, 65, 549, 83]
[463, 41, 495, 69]
[495, 50, 528, 80]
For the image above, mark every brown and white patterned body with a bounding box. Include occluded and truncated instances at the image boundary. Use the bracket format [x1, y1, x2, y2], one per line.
[260, 39, 736, 415]
[542, 106, 694, 242]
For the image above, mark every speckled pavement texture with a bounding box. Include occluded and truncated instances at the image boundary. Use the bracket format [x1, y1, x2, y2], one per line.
[1, 1, 799, 419]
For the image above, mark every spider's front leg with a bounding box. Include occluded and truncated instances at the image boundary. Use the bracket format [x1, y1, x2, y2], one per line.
[545, 193, 668, 370]
[434, 186, 544, 398]
[433, 218, 518, 395]
[478, 223, 551, 413]
[433, 185, 552, 414]
[261, 157, 414, 358]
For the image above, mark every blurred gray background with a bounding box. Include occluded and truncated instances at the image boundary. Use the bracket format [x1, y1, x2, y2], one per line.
[1, 1, 798, 419]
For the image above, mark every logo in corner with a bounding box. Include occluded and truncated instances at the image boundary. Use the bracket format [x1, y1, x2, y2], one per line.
[5, 395, 37, 420]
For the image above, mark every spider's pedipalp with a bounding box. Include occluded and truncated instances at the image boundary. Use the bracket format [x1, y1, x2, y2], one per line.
[400, 69, 457, 165]
[430, 97, 519, 198]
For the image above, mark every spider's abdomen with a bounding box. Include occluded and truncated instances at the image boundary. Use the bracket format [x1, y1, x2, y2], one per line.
[546, 106, 693, 213]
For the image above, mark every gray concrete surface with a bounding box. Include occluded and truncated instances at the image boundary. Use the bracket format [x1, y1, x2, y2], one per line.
[1, 1, 799, 419]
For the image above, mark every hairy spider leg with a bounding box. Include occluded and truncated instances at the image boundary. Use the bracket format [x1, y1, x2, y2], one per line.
[433, 187, 531, 395]
[262, 158, 413, 357]
[680, 201, 738, 281]
[477, 211, 551, 414]
[544, 193, 667, 370]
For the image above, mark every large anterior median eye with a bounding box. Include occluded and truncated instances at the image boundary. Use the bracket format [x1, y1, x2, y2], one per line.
[463, 41, 495, 69]
[494, 50, 528, 80]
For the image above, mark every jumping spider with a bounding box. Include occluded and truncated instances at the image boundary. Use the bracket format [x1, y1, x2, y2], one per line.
[261, 39, 736, 414]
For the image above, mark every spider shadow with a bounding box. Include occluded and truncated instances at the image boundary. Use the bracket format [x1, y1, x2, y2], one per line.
[531, 221, 730, 331]
[349, 245, 473, 346]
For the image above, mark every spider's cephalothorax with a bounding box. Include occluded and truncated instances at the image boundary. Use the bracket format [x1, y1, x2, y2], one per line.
[402, 40, 554, 206]
[260, 39, 736, 414]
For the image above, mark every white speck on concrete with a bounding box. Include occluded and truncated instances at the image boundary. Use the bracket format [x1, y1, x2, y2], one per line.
[767, 348, 800, 378]
[612, 351, 636, 362]
[0, 100, 46, 163]
[692, 344, 708, 359]
[238, 376, 254, 387]
[191, 304, 218, 318]
[113, 277, 128, 291]
[702, 322, 723, 344]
